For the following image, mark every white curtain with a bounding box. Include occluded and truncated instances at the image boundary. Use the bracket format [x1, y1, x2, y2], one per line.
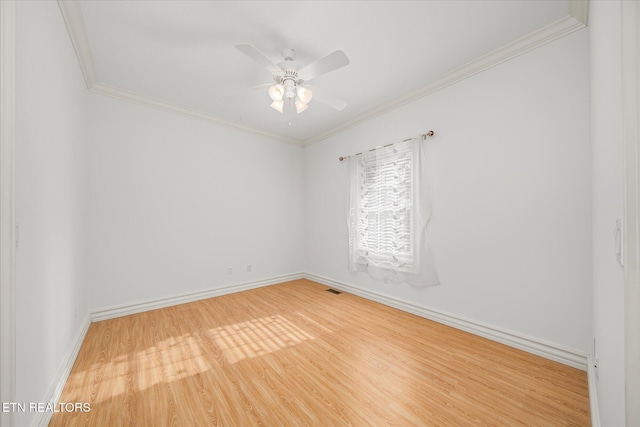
[348, 138, 439, 286]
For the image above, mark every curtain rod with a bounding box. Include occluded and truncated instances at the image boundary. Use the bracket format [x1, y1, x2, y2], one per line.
[338, 130, 435, 162]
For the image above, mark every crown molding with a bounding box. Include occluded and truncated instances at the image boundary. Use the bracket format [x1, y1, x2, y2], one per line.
[58, 0, 97, 89]
[569, 0, 589, 26]
[57, 0, 301, 145]
[90, 82, 300, 145]
[303, 12, 588, 145]
[58, 1, 588, 146]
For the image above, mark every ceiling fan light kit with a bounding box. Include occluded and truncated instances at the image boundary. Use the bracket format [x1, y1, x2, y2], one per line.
[297, 86, 313, 104]
[235, 43, 350, 123]
[268, 84, 284, 102]
[270, 100, 284, 113]
[295, 101, 308, 114]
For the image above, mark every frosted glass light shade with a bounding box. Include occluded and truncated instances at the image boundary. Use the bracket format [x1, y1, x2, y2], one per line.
[297, 87, 313, 104]
[295, 100, 308, 114]
[270, 100, 284, 113]
[268, 84, 284, 102]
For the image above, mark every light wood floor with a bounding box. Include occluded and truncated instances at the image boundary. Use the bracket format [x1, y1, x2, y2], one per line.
[50, 279, 590, 426]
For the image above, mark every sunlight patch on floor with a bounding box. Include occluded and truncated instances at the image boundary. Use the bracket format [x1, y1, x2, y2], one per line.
[211, 315, 314, 363]
[75, 315, 315, 403]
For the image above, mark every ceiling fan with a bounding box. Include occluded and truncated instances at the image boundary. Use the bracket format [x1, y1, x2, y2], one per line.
[235, 43, 350, 122]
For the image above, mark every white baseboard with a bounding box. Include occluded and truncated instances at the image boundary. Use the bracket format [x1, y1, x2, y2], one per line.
[305, 273, 588, 371]
[587, 355, 601, 427]
[32, 314, 91, 427]
[91, 273, 305, 322]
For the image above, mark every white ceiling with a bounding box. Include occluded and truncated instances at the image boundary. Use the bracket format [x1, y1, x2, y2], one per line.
[66, 0, 580, 144]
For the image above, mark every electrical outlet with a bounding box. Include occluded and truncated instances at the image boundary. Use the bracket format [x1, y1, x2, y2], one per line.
[247, 264, 252, 272]
[227, 267, 233, 275]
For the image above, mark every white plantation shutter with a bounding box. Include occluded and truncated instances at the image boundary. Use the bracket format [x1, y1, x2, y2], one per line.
[358, 144, 414, 270]
[348, 138, 438, 285]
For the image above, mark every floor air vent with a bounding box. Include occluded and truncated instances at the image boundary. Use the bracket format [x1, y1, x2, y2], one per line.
[326, 289, 342, 294]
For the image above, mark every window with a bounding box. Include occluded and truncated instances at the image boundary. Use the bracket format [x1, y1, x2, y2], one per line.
[348, 138, 438, 285]
[355, 143, 415, 270]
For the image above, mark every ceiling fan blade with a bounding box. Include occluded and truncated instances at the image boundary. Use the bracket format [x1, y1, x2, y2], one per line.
[298, 50, 350, 82]
[308, 87, 348, 111]
[235, 43, 281, 73]
[223, 83, 271, 97]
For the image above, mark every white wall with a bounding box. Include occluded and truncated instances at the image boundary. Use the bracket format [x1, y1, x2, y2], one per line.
[87, 94, 305, 310]
[15, 1, 89, 426]
[589, 1, 626, 425]
[305, 30, 591, 353]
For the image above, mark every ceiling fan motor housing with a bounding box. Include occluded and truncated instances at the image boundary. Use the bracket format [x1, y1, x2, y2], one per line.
[284, 70, 301, 98]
